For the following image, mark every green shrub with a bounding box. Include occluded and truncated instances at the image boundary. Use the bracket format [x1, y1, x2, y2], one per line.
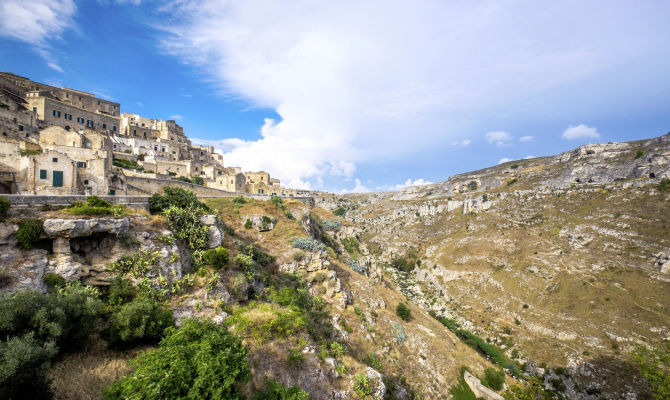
[103, 318, 250, 400]
[631, 342, 670, 399]
[0, 283, 102, 353]
[659, 178, 670, 192]
[233, 195, 247, 206]
[113, 158, 143, 171]
[16, 218, 43, 250]
[0, 333, 57, 400]
[293, 251, 305, 262]
[353, 374, 372, 398]
[321, 220, 341, 231]
[449, 369, 478, 400]
[480, 367, 506, 391]
[391, 257, 415, 273]
[333, 206, 346, 217]
[164, 206, 209, 251]
[204, 246, 229, 269]
[191, 176, 205, 185]
[86, 195, 111, 207]
[107, 276, 136, 307]
[117, 232, 138, 248]
[148, 187, 203, 214]
[341, 237, 360, 255]
[467, 181, 478, 191]
[107, 298, 174, 346]
[396, 303, 412, 322]
[0, 196, 9, 220]
[270, 195, 285, 210]
[285, 211, 295, 220]
[288, 348, 305, 366]
[245, 219, 253, 229]
[253, 378, 310, 400]
[510, 164, 519, 169]
[43, 273, 65, 290]
[503, 376, 553, 400]
[635, 149, 644, 159]
[292, 237, 327, 252]
[507, 178, 518, 186]
[366, 352, 382, 370]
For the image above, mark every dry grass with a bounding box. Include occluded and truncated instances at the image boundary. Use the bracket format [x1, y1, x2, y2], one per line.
[48, 335, 147, 400]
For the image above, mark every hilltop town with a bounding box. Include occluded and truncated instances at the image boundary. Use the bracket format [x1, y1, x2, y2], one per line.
[0, 72, 306, 197]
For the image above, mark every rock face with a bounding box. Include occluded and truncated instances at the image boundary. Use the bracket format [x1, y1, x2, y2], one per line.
[200, 214, 224, 248]
[242, 214, 276, 232]
[656, 251, 670, 274]
[43, 217, 129, 238]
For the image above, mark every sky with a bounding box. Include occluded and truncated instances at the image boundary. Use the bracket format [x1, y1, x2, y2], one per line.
[1, 0, 669, 193]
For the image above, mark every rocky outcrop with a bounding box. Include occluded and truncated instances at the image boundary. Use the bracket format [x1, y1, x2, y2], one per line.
[200, 214, 224, 248]
[656, 251, 670, 274]
[43, 217, 129, 238]
[242, 214, 276, 232]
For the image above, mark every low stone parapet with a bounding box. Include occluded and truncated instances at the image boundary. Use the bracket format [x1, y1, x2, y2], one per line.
[463, 371, 504, 400]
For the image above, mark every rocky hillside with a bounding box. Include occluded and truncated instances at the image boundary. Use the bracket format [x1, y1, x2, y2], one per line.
[314, 132, 670, 399]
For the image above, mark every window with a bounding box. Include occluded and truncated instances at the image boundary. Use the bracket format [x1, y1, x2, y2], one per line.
[84, 180, 89, 185]
[195, 167, 198, 171]
[200, 151, 204, 156]
[218, 171, 222, 175]
[102, 123, 107, 129]
[154, 146, 158, 151]
[32, 107, 37, 113]
[87, 120, 93, 127]
[77, 117, 84, 123]
[161, 148, 165, 152]
[112, 125, 117, 132]
[109, 189, 115, 195]
[18, 125, 24, 132]
[52, 157, 58, 162]
[133, 129, 137, 136]
[66, 93, 70, 98]
[39, 170, 47, 179]
[77, 162, 86, 168]
[113, 144, 117, 149]
[52, 110, 61, 117]
[64, 113, 72, 120]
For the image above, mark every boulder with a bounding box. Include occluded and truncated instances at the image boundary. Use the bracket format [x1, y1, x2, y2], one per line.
[207, 226, 223, 249]
[0, 223, 17, 245]
[43, 217, 129, 238]
[243, 215, 276, 232]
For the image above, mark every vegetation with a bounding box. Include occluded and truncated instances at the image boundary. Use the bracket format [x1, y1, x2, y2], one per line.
[480, 367, 506, 390]
[19, 148, 42, 156]
[0, 284, 102, 399]
[16, 218, 43, 250]
[112, 158, 143, 171]
[203, 246, 229, 269]
[365, 351, 383, 370]
[292, 237, 327, 252]
[270, 195, 285, 210]
[396, 303, 412, 321]
[0, 195, 9, 220]
[148, 187, 204, 214]
[69, 196, 125, 216]
[391, 256, 416, 273]
[431, 312, 521, 377]
[467, 181, 478, 191]
[321, 219, 341, 231]
[449, 369, 479, 400]
[353, 374, 372, 398]
[103, 318, 250, 400]
[341, 236, 360, 254]
[333, 206, 346, 217]
[43, 273, 65, 290]
[503, 376, 554, 400]
[245, 219, 253, 229]
[164, 206, 209, 251]
[635, 149, 644, 159]
[659, 178, 670, 192]
[107, 298, 174, 347]
[631, 342, 670, 399]
[507, 178, 518, 186]
[253, 378, 310, 400]
[106, 276, 135, 307]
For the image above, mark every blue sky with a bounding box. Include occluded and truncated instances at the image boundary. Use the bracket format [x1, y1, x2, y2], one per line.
[1, 0, 669, 192]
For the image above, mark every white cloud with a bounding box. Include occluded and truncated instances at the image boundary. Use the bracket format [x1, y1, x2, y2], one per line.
[377, 178, 434, 191]
[158, 1, 666, 188]
[450, 139, 471, 147]
[519, 135, 534, 142]
[0, 0, 76, 71]
[339, 179, 369, 194]
[498, 157, 513, 164]
[136, 102, 143, 107]
[523, 155, 536, 159]
[562, 124, 600, 140]
[486, 131, 512, 146]
[169, 114, 184, 120]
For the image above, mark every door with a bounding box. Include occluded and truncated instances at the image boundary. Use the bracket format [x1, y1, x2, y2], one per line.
[53, 171, 63, 187]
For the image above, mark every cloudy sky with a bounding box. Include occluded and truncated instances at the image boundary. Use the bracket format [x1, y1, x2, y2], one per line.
[1, 0, 669, 192]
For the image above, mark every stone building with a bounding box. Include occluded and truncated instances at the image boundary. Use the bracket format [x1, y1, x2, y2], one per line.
[0, 89, 39, 142]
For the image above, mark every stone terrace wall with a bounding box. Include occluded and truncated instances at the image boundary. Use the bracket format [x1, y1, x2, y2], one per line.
[4, 194, 150, 208]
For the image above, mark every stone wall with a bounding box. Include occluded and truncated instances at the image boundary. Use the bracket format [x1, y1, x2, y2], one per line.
[463, 371, 504, 400]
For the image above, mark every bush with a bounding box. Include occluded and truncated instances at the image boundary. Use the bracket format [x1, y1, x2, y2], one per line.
[148, 187, 203, 214]
[635, 149, 644, 159]
[108, 298, 174, 346]
[0, 284, 102, 353]
[366, 352, 382, 370]
[253, 378, 310, 400]
[113, 158, 143, 171]
[117, 232, 138, 248]
[321, 220, 341, 231]
[245, 219, 253, 229]
[164, 206, 209, 251]
[396, 303, 412, 322]
[391, 257, 415, 273]
[103, 318, 250, 400]
[659, 178, 670, 192]
[204, 246, 229, 269]
[467, 181, 478, 191]
[43, 273, 65, 290]
[0, 196, 9, 220]
[233, 196, 247, 206]
[270, 195, 285, 210]
[480, 367, 506, 391]
[107, 276, 135, 307]
[333, 206, 346, 217]
[0, 333, 57, 400]
[292, 251, 304, 262]
[16, 218, 43, 250]
[86, 195, 111, 207]
[191, 176, 205, 185]
[292, 237, 327, 252]
[631, 342, 670, 399]
[507, 178, 518, 186]
[353, 374, 372, 398]
[341, 236, 360, 254]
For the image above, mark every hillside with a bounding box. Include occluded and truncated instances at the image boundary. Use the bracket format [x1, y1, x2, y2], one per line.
[314, 132, 670, 398]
